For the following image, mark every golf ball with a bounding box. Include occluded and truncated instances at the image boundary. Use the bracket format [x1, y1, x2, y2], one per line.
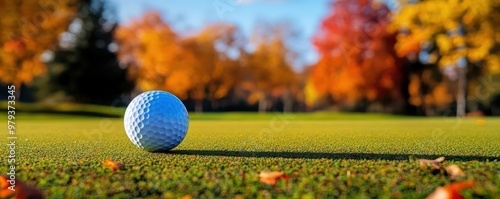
[124, 90, 189, 152]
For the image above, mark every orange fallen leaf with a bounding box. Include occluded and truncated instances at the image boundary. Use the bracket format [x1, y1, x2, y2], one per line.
[181, 194, 192, 199]
[476, 120, 485, 125]
[104, 159, 125, 171]
[258, 171, 290, 185]
[418, 156, 445, 170]
[0, 175, 43, 199]
[445, 165, 466, 179]
[426, 180, 475, 199]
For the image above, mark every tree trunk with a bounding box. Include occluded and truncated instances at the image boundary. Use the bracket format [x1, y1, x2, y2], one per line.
[258, 97, 267, 113]
[211, 100, 219, 110]
[418, 71, 430, 116]
[283, 90, 293, 112]
[14, 83, 21, 102]
[455, 23, 467, 117]
[195, 100, 203, 113]
[13, 60, 22, 101]
[456, 66, 467, 117]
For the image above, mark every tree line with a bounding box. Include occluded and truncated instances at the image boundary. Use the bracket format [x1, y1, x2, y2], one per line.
[1, 0, 499, 115]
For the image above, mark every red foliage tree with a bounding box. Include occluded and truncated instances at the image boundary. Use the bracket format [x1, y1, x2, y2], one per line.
[311, 0, 403, 108]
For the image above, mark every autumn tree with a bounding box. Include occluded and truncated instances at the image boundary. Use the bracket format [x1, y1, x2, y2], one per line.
[0, 0, 78, 93]
[302, 65, 326, 111]
[115, 12, 244, 112]
[115, 12, 198, 100]
[245, 23, 298, 112]
[390, 0, 500, 116]
[181, 23, 245, 112]
[311, 0, 403, 111]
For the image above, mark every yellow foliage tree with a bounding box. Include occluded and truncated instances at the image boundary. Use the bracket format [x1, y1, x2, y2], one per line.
[0, 0, 78, 87]
[390, 0, 500, 116]
[246, 23, 297, 112]
[304, 77, 321, 108]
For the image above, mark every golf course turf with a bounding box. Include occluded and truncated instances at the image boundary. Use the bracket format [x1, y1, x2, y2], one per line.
[1, 113, 499, 198]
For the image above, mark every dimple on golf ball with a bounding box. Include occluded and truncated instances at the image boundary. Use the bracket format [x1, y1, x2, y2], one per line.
[124, 90, 189, 152]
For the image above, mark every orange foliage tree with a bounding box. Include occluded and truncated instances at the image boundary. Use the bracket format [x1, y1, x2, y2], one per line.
[311, 0, 403, 110]
[245, 23, 298, 112]
[115, 12, 244, 112]
[115, 12, 197, 100]
[0, 0, 78, 87]
[182, 23, 244, 111]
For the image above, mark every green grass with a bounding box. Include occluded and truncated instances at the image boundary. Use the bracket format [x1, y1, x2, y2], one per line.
[3, 101, 412, 121]
[189, 111, 410, 120]
[0, 101, 125, 118]
[1, 114, 499, 198]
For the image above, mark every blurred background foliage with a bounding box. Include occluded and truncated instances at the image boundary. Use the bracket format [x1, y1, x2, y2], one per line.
[1, 0, 499, 115]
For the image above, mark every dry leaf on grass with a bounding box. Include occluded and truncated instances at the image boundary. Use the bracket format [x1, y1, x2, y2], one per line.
[426, 180, 475, 199]
[258, 171, 290, 185]
[181, 195, 192, 199]
[418, 156, 445, 170]
[0, 175, 43, 199]
[445, 165, 466, 179]
[104, 159, 125, 171]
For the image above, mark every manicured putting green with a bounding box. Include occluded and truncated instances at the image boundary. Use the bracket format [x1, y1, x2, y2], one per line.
[2, 114, 499, 198]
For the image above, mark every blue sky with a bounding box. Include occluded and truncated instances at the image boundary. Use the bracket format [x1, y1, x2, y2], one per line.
[107, 0, 332, 70]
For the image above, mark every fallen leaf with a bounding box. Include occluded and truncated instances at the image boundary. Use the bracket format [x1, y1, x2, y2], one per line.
[476, 120, 485, 125]
[445, 165, 466, 179]
[0, 175, 43, 199]
[426, 180, 475, 199]
[181, 195, 192, 199]
[418, 156, 445, 170]
[0, 176, 15, 199]
[258, 171, 290, 185]
[104, 159, 125, 171]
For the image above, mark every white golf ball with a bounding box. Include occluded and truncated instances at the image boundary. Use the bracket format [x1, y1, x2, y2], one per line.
[124, 90, 189, 152]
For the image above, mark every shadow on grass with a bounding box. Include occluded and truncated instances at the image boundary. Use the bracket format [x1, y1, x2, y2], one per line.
[170, 150, 498, 161]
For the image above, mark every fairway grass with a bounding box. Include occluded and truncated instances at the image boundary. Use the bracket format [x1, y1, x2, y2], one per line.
[1, 115, 499, 198]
